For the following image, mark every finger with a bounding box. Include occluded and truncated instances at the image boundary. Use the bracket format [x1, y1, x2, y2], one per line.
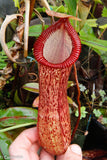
[9, 147, 39, 160]
[40, 149, 54, 160]
[56, 144, 82, 160]
[29, 143, 40, 160]
[10, 127, 39, 150]
[9, 127, 40, 160]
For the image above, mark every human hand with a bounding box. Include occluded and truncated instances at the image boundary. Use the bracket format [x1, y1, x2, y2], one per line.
[9, 127, 82, 160]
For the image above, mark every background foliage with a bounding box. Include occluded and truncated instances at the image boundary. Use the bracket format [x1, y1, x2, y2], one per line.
[0, 0, 107, 158]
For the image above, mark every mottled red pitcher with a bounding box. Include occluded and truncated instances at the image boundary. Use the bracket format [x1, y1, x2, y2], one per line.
[34, 18, 81, 155]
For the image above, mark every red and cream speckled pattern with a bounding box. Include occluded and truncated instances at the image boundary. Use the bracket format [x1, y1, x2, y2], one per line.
[34, 18, 81, 155]
[38, 65, 72, 155]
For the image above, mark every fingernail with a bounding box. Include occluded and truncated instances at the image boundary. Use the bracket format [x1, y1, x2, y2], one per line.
[70, 144, 82, 155]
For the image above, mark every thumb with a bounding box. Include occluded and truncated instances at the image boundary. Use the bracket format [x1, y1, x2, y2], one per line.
[56, 144, 82, 160]
[40, 149, 54, 160]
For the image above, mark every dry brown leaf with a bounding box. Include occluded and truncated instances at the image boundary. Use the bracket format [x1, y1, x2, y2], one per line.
[46, 10, 81, 21]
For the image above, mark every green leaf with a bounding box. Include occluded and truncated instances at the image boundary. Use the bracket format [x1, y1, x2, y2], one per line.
[85, 89, 89, 95]
[0, 59, 7, 70]
[55, 5, 67, 13]
[93, 48, 107, 64]
[75, 106, 88, 119]
[102, 7, 107, 17]
[67, 96, 78, 108]
[102, 96, 107, 103]
[99, 89, 106, 97]
[79, 24, 107, 50]
[1, 41, 15, 57]
[99, 108, 107, 117]
[13, 0, 20, 8]
[86, 19, 97, 27]
[93, 109, 102, 118]
[94, 0, 102, 3]
[14, 90, 23, 105]
[79, 84, 86, 92]
[86, 19, 107, 29]
[0, 122, 36, 133]
[0, 41, 15, 70]
[102, 117, 107, 125]
[79, 23, 95, 37]
[96, 17, 107, 26]
[0, 107, 38, 127]
[29, 25, 48, 37]
[22, 83, 39, 93]
[36, 7, 46, 13]
[0, 132, 12, 160]
[64, 0, 77, 16]
[91, 93, 96, 100]
[80, 36, 107, 51]
[67, 81, 75, 88]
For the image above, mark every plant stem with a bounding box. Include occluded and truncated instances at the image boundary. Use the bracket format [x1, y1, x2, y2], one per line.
[24, 0, 30, 57]
[29, 0, 36, 21]
[71, 63, 81, 140]
[0, 122, 36, 133]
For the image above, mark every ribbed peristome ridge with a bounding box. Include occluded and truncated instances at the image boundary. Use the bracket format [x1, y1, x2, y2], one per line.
[34, 18, 81, 68]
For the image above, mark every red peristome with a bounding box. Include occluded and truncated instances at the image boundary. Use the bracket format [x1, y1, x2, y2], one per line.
[34, 18, 81, 155]
[34, 18, 81, 68]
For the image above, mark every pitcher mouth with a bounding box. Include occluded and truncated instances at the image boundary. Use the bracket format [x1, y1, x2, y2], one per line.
[34, 18, 81, 68]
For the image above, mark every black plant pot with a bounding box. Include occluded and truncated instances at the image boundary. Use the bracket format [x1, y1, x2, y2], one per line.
[83, 117, 107, 150]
